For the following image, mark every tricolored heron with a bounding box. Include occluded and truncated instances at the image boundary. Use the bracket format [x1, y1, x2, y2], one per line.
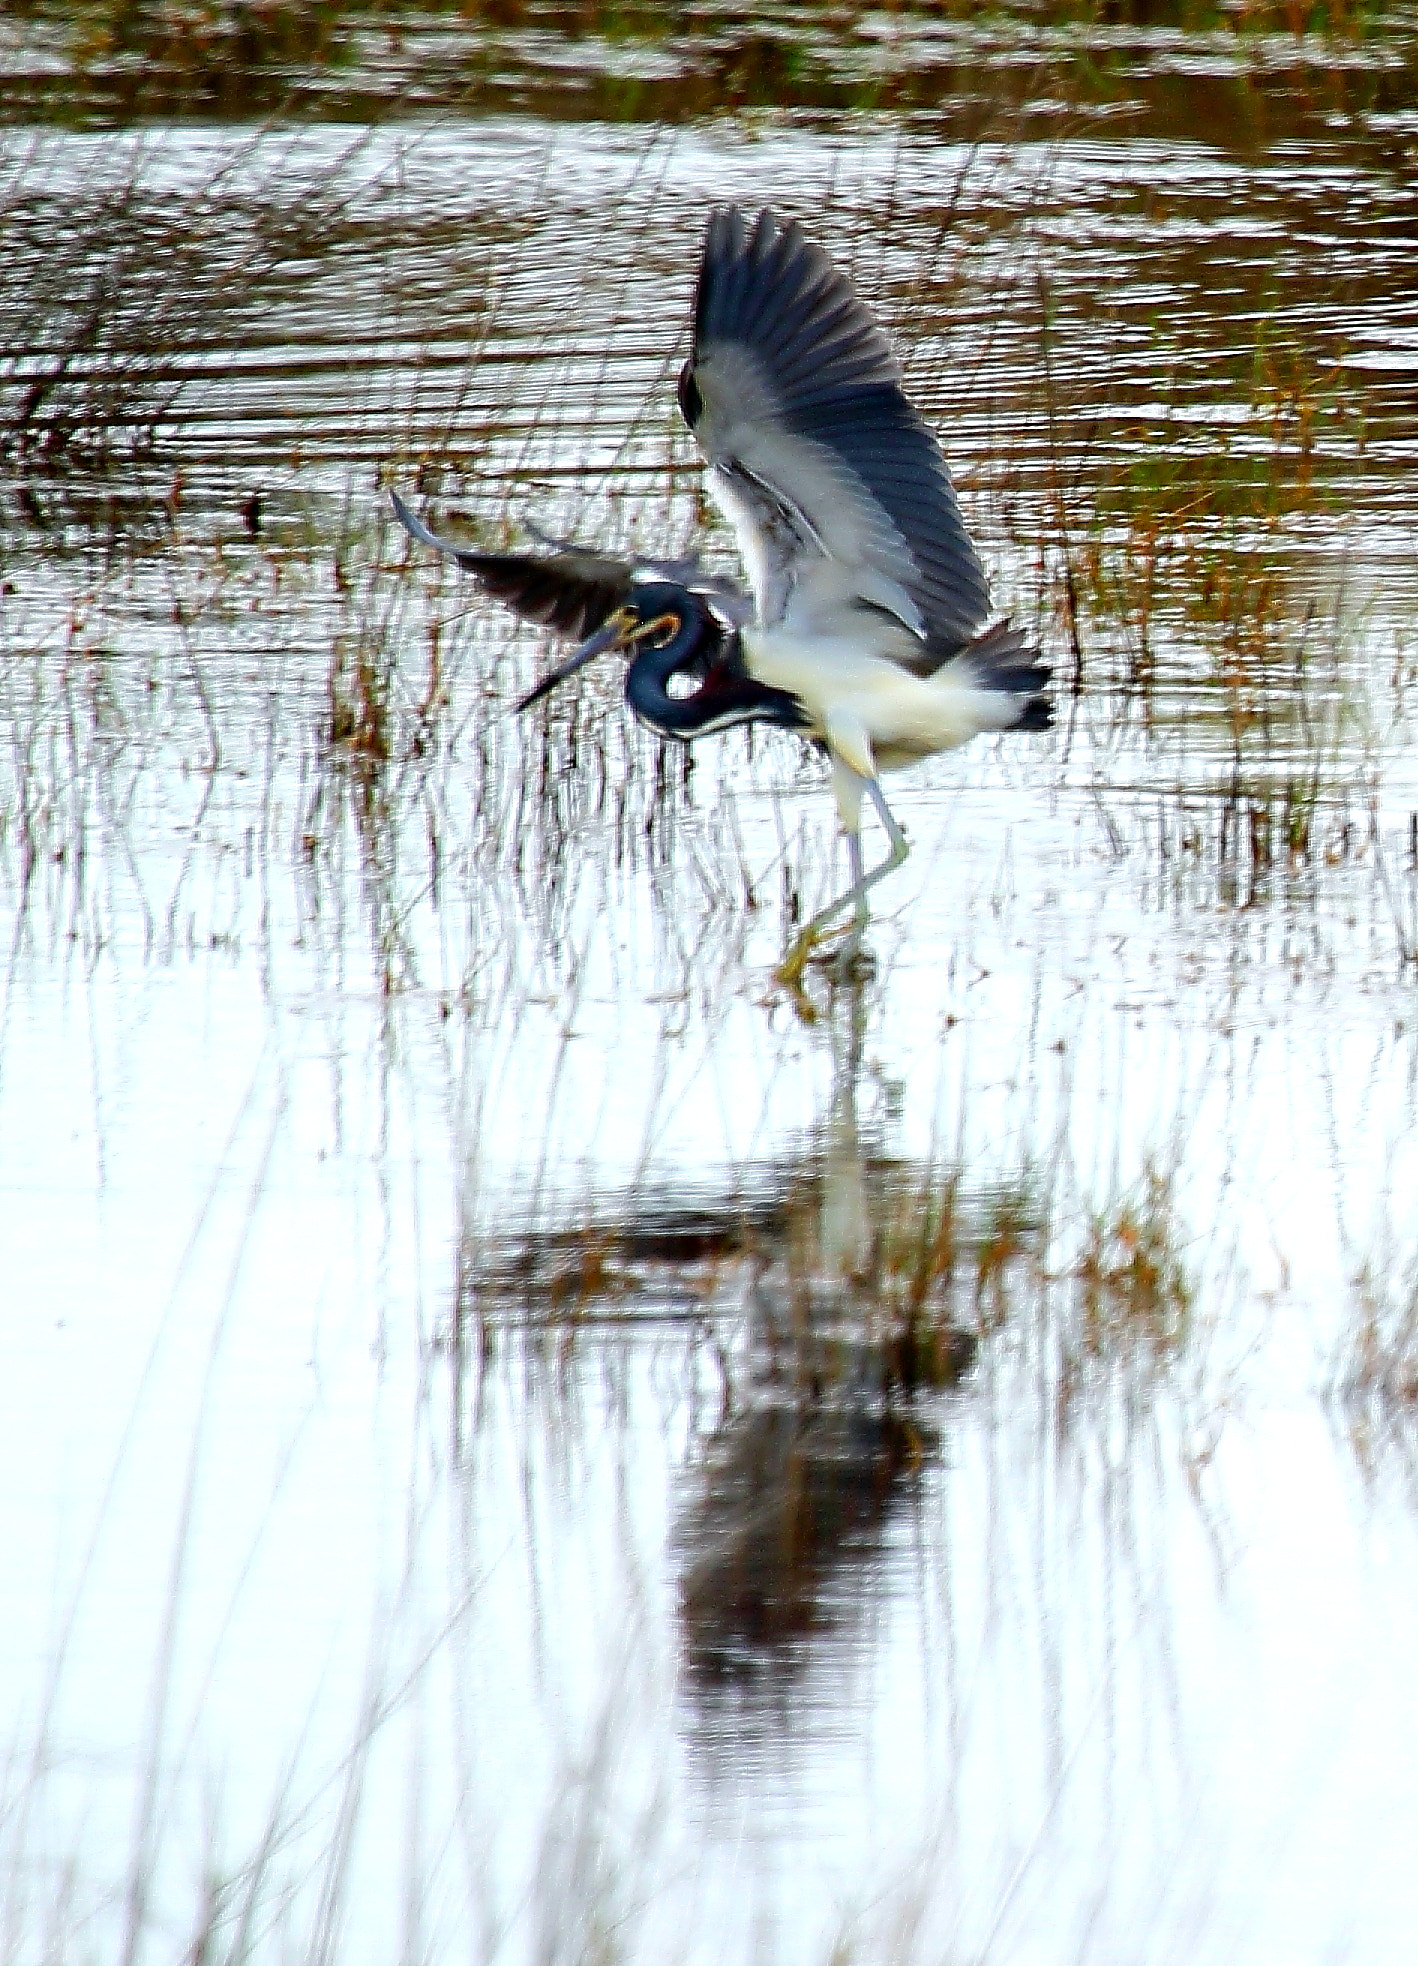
[392, 206, 1050, 992]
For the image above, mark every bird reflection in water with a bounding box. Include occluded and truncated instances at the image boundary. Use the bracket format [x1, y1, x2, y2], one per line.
[675, 978, 976, 1709]
[463, 977, 1025, 1734]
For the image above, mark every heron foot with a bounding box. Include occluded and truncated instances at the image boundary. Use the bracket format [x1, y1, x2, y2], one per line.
[773, 918, 873, 1019]
[809, 903, 874, 984]
[773, 924, 826, 1021]
[813, 938, 876, 985]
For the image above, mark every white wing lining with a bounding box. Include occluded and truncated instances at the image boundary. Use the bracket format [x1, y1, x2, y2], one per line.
[678, 207, 993, 662]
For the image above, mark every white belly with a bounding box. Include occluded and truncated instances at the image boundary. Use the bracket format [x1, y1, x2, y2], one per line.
[744, 628, 1015, 771]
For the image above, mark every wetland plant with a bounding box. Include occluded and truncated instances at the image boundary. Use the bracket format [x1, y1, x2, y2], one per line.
[1336, 1236, 1418, 1415]
[1075, 1167, 1193, 1365]
[1, 122, 409, 468]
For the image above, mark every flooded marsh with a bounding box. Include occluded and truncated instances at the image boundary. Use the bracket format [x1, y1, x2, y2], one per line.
[4, 6, 1418, 1963]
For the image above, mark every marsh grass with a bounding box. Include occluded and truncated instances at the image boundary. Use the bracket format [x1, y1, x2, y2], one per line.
[1332, 1165, 1418, 1420]
[0, 124, 408, 468]
[1083, 349, 1360, 680]
[1342, 1257, 1418, 1408]
[16, 0, 1404, 123]
[328, 630, 395, 762]
[1013, 280, 1369, 713]
[1075, 1167, 1193, 1362]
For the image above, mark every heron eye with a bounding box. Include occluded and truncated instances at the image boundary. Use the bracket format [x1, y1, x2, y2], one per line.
[642, 612, 680, 651]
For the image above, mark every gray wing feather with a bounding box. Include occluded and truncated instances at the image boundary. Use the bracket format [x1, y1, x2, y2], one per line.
[679, 207, 992, 660]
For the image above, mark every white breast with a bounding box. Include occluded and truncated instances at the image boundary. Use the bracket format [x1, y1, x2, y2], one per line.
[744, 626, 1015, 771]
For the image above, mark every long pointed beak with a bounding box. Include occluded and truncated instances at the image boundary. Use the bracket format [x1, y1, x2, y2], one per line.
[390, 488, 445, 554]
[514, 611, 632, 713]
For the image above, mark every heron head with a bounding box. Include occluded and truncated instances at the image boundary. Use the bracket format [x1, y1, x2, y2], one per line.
[514, 583, 717, 714]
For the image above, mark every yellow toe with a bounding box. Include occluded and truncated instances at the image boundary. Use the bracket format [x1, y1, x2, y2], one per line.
[773, 927, 822, 1021]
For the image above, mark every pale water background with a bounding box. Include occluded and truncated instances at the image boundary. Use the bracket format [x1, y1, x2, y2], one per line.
[3, 8, 1418, 1961]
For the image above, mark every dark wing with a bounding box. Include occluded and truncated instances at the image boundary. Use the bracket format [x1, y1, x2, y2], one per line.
[391, 491, 753, 635]
[523, 522, 754, 626]
[678, 207, 992, 662]
[391, 490, 633, 639]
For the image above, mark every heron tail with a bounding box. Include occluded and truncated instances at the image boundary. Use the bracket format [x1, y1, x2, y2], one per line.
[959, 621, 1052, 731]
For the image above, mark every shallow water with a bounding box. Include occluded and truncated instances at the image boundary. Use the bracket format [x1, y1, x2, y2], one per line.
[4, 9, 1418, 1963]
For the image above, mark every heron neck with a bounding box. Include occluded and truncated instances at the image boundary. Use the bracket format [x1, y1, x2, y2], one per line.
[625, 635, 805, 740]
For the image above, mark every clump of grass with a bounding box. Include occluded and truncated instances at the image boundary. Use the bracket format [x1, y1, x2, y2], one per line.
[874, 1173, 1039, 1358]
[328, 635, 392, 761]
[888, 1170, 963, 1314]
[1075, 1167, 1193, 1363]
[1077, 345, 1362, 690]
[541, 1233, 627, 1313]
[1336, 1256, 1418, 1410]
[972, 1188, 1038, 1331]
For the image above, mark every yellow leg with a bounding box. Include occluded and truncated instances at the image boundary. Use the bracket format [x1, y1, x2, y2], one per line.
[775, 780, 909, 999]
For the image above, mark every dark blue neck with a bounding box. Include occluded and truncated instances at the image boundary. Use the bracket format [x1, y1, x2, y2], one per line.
[621, 589, 806, 743]
[626, 629, 806, 743]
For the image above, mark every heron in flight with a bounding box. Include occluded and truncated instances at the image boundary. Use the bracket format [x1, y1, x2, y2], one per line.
[392, 207, 1050, 994]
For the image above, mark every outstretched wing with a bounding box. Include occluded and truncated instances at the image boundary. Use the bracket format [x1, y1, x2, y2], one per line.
[391, 490, 634, 639]
[390, 491, 753, 636]
[519, 518, 751, 620]
[678, 207, 992, 663]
